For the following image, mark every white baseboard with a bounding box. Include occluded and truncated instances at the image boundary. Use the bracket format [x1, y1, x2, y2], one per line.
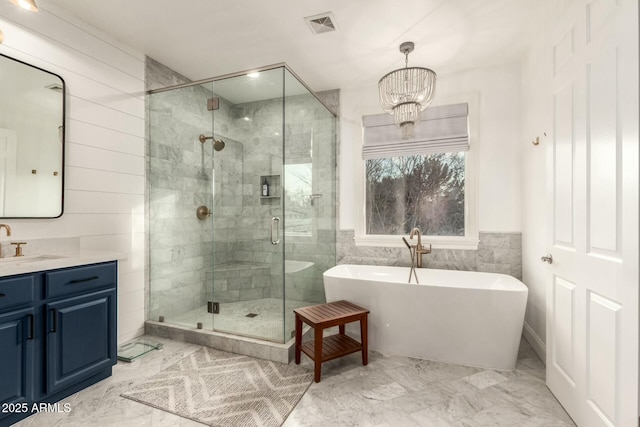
[523, 321, 546, 365]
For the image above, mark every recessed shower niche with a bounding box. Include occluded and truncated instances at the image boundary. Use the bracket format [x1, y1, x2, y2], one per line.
[147, 65, 336, 346]
[259, 174, 280, 204]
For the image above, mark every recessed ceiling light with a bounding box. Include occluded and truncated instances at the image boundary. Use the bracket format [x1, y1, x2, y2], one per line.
[247, 72, 260, 78]
[305, 12, 338, 35]
[10, 0, 38, 12]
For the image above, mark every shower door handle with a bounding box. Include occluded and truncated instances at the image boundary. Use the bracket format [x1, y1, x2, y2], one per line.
[271, 217, 280, 245]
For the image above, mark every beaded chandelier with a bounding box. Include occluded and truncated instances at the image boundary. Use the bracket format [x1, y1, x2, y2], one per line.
[378, 42, 437, 139]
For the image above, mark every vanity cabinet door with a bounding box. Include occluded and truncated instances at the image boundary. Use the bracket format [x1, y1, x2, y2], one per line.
[0, 308, 34, 412]
[45, 288, 116, 395]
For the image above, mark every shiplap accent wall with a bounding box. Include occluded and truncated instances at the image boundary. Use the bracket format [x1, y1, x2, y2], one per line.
[0, 4, 145, 344]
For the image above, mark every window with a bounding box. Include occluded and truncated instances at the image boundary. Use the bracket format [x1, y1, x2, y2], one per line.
[366, 152, 465, 236]
[357, 101, 477, 248]
[284, 162, 312, 236]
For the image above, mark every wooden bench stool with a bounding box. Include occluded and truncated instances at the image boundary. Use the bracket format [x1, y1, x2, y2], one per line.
[294, 300, 369, 382]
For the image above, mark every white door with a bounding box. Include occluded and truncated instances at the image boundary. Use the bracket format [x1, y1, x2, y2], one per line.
[546, 0, 638, 426]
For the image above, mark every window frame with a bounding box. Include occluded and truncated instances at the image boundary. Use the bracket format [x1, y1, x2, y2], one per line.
[355, 94, 479, 250]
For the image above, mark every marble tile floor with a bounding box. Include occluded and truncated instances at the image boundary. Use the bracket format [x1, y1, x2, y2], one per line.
[286, 338, 576, 427]
[13, 335, 575, 427]
[168, 297, 312, 342]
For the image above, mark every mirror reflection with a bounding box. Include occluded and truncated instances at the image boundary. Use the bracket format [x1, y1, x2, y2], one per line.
[0, 53, 65, 218]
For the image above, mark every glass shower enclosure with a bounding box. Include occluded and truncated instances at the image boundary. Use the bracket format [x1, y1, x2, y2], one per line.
[148, 65, 336, 343]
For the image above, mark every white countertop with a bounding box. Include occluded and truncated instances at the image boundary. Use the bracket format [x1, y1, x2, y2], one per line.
[0, 251, 124, 277]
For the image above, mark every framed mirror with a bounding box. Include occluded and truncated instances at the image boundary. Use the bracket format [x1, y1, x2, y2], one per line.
[0, 53, 65, 218]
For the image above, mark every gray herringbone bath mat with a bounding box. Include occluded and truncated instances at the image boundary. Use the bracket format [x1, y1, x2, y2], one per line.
[121, 347, 313, 427]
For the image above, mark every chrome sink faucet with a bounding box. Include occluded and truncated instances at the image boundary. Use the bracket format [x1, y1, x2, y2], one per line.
[0, 224, 11, 259]
[409, 227, 432, 268]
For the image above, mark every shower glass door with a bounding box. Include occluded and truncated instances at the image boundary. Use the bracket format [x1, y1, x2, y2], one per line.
[148, 81, 216, 330]
[209, 68, 286, 342]
[282, 69, 337, 339]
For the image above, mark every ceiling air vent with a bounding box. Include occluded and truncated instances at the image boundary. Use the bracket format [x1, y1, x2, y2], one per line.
[305, 12, 338, 34]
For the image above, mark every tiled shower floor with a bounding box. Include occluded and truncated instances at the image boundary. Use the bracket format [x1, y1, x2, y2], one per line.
[168, 297, 312, 342]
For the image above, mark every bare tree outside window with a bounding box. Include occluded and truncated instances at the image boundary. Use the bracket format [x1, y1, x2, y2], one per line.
[365, 153, 465, 235]
[285, 163, 312, 235]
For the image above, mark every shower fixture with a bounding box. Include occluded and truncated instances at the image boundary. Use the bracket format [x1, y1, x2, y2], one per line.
[196, 205, 212, 220]
[213, 140, 225, 151]
[199, 134, 225, 151]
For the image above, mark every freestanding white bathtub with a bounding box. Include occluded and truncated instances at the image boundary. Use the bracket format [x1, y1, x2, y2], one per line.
[323, 264, 528, 370]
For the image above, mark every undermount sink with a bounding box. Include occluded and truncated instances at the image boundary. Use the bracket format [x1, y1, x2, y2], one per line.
[0, 254, 68, 266]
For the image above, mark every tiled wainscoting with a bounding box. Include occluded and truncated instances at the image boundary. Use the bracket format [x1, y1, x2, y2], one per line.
[337, 230, 522, 279]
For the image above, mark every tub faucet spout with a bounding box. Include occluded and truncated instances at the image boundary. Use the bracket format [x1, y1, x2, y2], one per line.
[409, 227, 432, 268]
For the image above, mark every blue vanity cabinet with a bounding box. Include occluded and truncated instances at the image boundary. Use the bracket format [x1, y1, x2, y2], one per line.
[0, 308, 35, 411]
[0, 261, 117, 427]
[0, 275, 36, 426]
[42, 261, 117, 396]
[45, 288, 116, 395]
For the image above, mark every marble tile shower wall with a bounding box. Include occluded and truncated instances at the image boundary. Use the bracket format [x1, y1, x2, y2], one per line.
[149, 87, 251, 313]
[223, 91, 337, 304]
[337, 230, 522, 279]
[220, 95, 285, 301]
[208, 133, 246, 303]
[148, 83, 216, 320]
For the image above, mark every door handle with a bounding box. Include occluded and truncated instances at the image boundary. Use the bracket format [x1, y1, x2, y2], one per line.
[69, 276, 99, 284]
[27, 314, 34, 340]
[271, 217, 280, 245]
[49, 309, 57, 333]
[541, 254, 553, 264]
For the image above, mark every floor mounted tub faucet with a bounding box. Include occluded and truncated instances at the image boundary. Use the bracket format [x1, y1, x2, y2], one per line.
[409, 227, 432, 268]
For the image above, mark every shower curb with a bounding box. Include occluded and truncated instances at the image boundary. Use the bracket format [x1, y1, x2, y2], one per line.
[145, 320, 311, 364]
